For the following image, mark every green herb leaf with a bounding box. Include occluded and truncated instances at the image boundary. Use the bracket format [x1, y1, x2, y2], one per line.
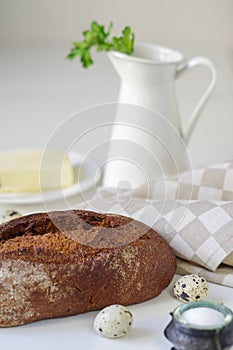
[112, 26, 135, 54]
[67, 21, 135, 68]
[81, 50, 93, 68]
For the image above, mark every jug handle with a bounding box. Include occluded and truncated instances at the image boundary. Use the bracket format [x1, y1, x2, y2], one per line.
[176, 56, 217, 143]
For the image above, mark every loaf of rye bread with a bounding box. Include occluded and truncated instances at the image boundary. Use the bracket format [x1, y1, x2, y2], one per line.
[0, 209, 176, 327]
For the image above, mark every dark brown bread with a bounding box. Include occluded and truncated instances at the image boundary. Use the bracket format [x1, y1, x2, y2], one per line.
[0, 209, 176, 327]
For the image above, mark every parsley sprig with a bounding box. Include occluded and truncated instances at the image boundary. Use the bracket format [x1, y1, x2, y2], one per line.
[67, 21, 135, 68]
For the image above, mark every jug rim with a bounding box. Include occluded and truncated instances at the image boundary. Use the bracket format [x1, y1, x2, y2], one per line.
[108, 42, 184, 65]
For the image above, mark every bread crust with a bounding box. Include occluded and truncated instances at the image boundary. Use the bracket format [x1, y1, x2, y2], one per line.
[0, 210, 176, 326]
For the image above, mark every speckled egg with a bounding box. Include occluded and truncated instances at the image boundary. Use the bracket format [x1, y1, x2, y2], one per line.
[173, 274, 208, 303]
[1, 209, 22, 223]
[93, 304, 133, 338]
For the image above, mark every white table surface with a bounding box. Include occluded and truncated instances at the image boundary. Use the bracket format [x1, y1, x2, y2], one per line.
[0, 276, 231, 350]
[0, 43, 233, 349]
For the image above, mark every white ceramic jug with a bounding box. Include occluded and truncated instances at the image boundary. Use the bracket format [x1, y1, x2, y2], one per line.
[103, 43, 217, 189]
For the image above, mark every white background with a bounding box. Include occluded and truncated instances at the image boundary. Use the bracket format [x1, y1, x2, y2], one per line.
[1, 0, 233, 48]
[0, 0, 233, 168]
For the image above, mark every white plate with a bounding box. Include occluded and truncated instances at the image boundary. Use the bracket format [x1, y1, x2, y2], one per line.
[0, 152, 101, 204]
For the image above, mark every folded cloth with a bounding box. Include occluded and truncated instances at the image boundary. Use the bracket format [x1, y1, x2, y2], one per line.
[134, 160, 233, 201]
[176, 258, 233, 288]
[76, 161, 233, 288]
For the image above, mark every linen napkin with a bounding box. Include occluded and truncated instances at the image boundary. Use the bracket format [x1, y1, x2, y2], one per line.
[76, 161, 233, 288]
[134, 160, 233, 201]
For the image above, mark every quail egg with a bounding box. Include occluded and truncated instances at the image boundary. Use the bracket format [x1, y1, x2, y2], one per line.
[173, 274, 208, 303]
[93, 304, 133, 338]
[1, 209, 22, 223]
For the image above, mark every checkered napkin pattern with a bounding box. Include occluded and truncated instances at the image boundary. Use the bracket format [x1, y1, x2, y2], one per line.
[134, 161, 233, 201]
[76, 162, 233, 288]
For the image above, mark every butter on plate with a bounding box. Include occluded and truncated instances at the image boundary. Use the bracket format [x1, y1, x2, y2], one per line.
[0, 150, 75, 193]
